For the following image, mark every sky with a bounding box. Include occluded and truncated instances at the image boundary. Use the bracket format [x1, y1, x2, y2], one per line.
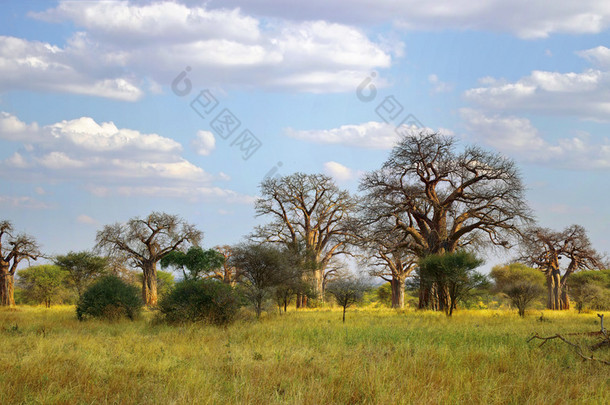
[1, 0, 609, 273]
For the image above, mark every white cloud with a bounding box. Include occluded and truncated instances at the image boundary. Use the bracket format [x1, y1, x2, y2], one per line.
[323, 161, 354, 181]
[460, 108, 610, 169]
[192, 130, 216, 156]
[285, 121, 437, 149]
[206, 0, 610, 39]
[464, 48, 610, 121]
[6, 1, 397, 97]
[76, 214, 98, 225]
[0, 112, 251, 203]
[428, 74, 454, 93]
[0, 195, 50, 209]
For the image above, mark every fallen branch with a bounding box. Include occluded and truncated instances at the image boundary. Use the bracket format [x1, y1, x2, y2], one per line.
[528, 314, 610, 365]
[527, 333, 610, 365]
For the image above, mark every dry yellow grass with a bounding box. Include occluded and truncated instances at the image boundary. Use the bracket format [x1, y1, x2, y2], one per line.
[1, 306, 608, 404]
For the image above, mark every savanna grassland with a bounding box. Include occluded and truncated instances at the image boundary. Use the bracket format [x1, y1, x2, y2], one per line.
[1, 306, 608, 404]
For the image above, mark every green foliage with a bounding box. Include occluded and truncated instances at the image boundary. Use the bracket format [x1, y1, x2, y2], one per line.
[376, 283, 392, 307]
[418, 251, 486, 316]
[158, 279, 241, 325]
[160, 246, 225, 280]
[568, 269, 610, 312]
[17, 265, 72, 307]
[76, 275, 143, 321]
[490, 263, 546, 316]
[54, 251, 108, 297]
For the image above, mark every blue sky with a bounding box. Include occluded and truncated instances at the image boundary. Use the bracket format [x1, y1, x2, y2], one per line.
[1, 1, 609, 271]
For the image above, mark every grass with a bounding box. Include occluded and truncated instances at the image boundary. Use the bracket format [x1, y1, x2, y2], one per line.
[1, 306, 609, 404]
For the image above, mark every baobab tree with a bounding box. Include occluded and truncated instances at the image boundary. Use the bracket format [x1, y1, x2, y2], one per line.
[0, 220, 41, 306]
[253, 173, 357, 305]
[355, 215, 417, 308]
[519, 225, 605, 310]
[360, 132, 532, 308]
[213, 245, 242, 286]
[96, 212, 201, 306]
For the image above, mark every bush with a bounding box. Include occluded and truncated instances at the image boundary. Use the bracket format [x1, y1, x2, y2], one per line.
[76, 275, 143, 321]
[158, 279, 241, 325]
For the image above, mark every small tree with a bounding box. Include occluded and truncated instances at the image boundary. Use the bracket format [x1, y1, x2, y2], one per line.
[569, 270, 610, 312]
[490, 263, 545, 316]
[55, 251, 108, 298]
[160, 246, 225, 281]
[326, 277, 368, 323]
[418, 251, 485, 316]
[17, 265, 70, 307]
[231, 243, 292, 318]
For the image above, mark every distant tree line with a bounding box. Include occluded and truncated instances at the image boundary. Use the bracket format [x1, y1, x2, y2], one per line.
[2, 132, 609, 320]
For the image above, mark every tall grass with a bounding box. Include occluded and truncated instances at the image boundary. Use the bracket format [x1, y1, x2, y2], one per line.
[1, 306, 608, 404]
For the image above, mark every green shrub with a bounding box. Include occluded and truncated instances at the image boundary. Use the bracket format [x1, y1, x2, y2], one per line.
[76, 275, 143, 321]
[158, 279, 241, 325]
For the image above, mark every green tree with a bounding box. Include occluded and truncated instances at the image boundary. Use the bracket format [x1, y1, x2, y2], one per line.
[418, 251, 485, 316]
[569, 270, 610, 312]
[160, 246, 225, 281]
[490, 263, 545, 316]
[54, 251, 108, 298]
[17, 265, 69, 308]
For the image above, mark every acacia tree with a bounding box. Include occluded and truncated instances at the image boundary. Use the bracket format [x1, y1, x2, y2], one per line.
[160, 246, 225, 281]
[490, 263, 545, 317]
[326, 276, 368, 323]
[95, 212, 202, 306]
[360, 133, 531, 308]
[519, 225, 605, 310]
[253, 173, 357, 305]
[55, 251, 108, 298]
[418, 251, 485, 316]
[0, 220, 41, 306]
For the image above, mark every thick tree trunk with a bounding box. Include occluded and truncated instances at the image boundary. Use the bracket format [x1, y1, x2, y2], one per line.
[313, 268, 324, 302]
[560, 288, 570, 310]
[391, 276, 405, 309]
[0, 268, 15, 306]
[141, 262, 158, 307]
[342, 306, 346, 323]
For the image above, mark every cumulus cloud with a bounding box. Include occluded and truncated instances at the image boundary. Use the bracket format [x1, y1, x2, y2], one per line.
[460, 108, 610, 169]
[192, 130, 216, 156]
[0, 112, 252, 202]
[323, 161, 354, 181]
[2, 1, 398, 98]
[206, 0, 610, 39]
[464, 47, 610, 121]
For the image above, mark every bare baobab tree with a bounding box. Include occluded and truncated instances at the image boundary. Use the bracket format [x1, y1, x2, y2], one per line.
[355, 214, 417, 308]
[360, 132, 532, 308]
[96, 212, 202, 306]
[253, 173, 357, 305]
[0, 220, 41, 306]
[519, 225, 605, 310]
